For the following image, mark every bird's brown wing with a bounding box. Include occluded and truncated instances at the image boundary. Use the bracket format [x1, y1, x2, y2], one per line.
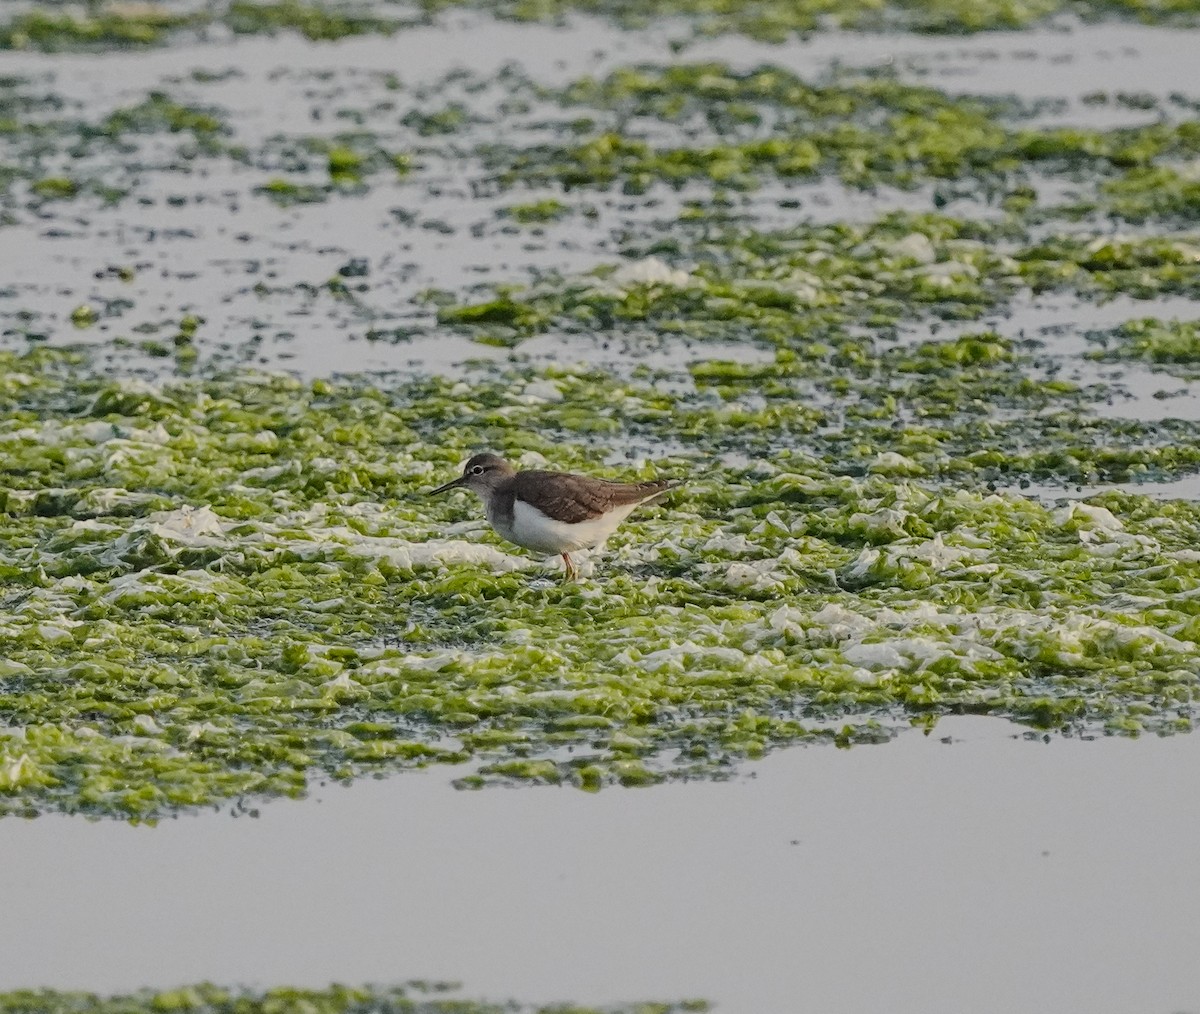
[510, 471, 675, 525]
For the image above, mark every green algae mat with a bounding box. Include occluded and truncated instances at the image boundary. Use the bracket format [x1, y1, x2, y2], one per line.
[5, 8, 1200, 1014]
[5, 0, 1200, 50]
[2, 342, 1199, 819]
[0, 985, 706, 1014]
[2, 0, 1200, 824]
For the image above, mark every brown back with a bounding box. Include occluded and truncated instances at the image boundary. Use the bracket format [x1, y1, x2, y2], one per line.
[505, 470, 674, 524]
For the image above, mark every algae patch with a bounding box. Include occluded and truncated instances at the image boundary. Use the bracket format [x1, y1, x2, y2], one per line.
[1087, 316, 1200, 368]
[482, 62, 1200, 217]
[0, 984, 709, 1014]
[429, 0, 1200, 38]
[4, 7, 1200, 822]
[0, 351, 1198, 819]
[9, 0, 1200, 52]
[0, 1, 422, 51]
[437, 211, 1200, 355]
[0, 8, 201, 51]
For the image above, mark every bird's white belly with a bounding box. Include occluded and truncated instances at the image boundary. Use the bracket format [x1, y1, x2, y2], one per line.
[492, 499, 631, 554]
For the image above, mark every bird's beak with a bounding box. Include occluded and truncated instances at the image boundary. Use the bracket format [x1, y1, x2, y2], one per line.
[429, 476, 465, 495]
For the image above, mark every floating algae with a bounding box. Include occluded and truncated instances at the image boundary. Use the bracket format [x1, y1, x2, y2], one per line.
[1, 0, 1200, 821]
[0, 983, 708, 1014]
[1086, 316, 1200, 370]
[1, 349, 1198, 818]
[436, 212, 1200, 350]
[6, 57, 1200, 372]
[7, 0, 1200, 51]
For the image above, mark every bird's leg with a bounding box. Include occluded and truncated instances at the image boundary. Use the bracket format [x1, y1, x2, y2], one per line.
[561, 553, 577, 583]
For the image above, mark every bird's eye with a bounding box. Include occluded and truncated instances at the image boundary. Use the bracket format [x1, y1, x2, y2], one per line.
[470, 464, 485, 475]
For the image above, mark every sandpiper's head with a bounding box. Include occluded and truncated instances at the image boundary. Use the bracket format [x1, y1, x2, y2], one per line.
[429, 452, 515, 497]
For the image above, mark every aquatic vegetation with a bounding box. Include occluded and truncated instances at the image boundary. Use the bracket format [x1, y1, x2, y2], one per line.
[1087, 316, 1200, 365]
[0, 8, 200, 51]
[315, 136, 415, 180]
[0, 349, 1197, 818]
[0, 81, 237, 208]
[29, 176, 78, 200]
[499, 198, 572, 224]
[440, 211, 1020, 341]
[4, 60, 1200, 258]
[6, 0, 1200, 51]
[430, 0, 1200, 38]
[437, 213, 1200, 350]
[481, 64, 1200, 208]
[3, 0, 1200, 824]
[1015, 232, 1200, 298]
[1101, 165, 1200, 224]
[0, 983, 709, 1014]
[102, 92, 229, 141]
[0, 1, 415, 51]
[402, 103, 473, 137]
[0, 75, 425, 215]
[557, 63, 1034, 136]
[226, 0, 405, 40]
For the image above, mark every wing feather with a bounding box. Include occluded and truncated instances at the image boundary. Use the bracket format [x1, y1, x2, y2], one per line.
[509, 471, 675, 525]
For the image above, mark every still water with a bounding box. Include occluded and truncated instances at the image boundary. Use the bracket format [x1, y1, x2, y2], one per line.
[0, 716, 1196, 1014]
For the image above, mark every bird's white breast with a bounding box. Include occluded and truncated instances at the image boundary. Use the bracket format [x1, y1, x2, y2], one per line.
[492, 499, 635, 555]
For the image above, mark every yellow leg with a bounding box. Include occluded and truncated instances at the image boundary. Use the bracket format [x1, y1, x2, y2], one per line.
[561, 553, 577, 582]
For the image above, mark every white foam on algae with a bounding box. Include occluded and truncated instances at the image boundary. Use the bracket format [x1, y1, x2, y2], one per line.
[757, 599, 1199, 682]
[516, 380, 564, 404]
[888, 232, 937, 264]
[320, 672, 365, 695]
[1055, 501, 1124, 531]
[145, 505, 227, 542]
[0, 753, 39, 790]
[625, 639, 773, 675]
[607, 256, 693, 291]
[184, 722, 227, 743]
[722, 559, 786, 592]
[102, 568, 231, 605]
[342, 535, 531, 573]
[92, 505, 539, 575]
[843, 535, 978, 582]
[867, 452, 923, 476]
[131, 714, 165, 735]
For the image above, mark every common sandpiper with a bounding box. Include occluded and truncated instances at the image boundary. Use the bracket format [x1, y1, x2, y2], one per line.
[429, 452, 676, 581]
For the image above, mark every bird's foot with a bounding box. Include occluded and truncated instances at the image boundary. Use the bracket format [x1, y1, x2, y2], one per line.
[561, 553, 577, 583]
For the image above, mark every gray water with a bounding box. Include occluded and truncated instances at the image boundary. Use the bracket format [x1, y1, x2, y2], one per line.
[5, 17, 1200, 380]
[1, 717, 1197, 1014]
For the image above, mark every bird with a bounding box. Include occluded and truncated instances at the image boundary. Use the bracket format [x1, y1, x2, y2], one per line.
[428, 452, 677, 581]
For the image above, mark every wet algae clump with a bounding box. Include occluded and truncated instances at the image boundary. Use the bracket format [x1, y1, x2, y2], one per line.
[0, 9, 200, 51]
[6, 64, 1200, 238]
[8, 0, 1200, 51]
[1, 349, 1199, 819]
[484, 63, 1200, 220]
[0, 985, 709, 1014]
[0, 2, 418, 51]
[428, 0, 1200, 37]
[436, 212, 1200, 348]
[1087, 317, 1200, 367]
[3, 4, 1200, 823]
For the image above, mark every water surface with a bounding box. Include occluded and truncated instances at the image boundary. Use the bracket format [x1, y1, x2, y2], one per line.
[1, 717, 1196, 1014]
